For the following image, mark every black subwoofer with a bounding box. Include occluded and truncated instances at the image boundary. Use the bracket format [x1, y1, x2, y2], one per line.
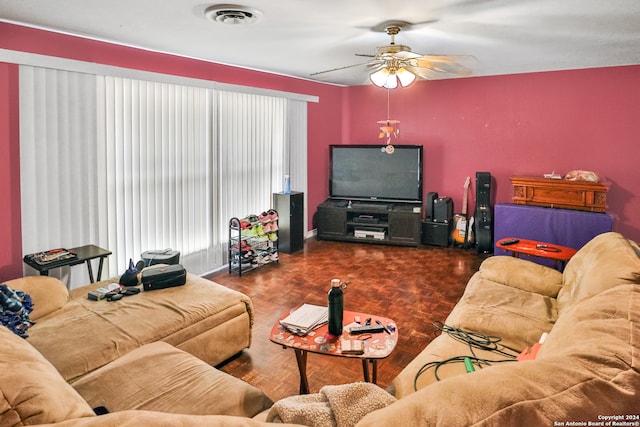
[421, 221, 451, 247]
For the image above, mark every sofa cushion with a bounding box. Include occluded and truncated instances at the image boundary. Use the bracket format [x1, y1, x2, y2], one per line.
[539, 283, 639, 371]
[559, 232, 640, 311]
[27, 273, 253, 382]
[477, 255, 563, 297]
[5, 276, 69, 321]
[72, 341, 272, 418]
[444, 274, 558, 351]
[0, 326, 95, 426]
[388, 332, 519, 399]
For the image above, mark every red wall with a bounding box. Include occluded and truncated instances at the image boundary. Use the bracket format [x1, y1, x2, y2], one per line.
[1, 22, 639, 279]
[0, 63, 22, 280]
[344, 67, 640, 241]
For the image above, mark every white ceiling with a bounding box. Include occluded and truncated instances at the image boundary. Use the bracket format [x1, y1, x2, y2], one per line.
[2, 0, 639, 86]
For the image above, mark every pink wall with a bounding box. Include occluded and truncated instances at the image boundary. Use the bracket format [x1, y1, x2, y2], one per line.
[344, 67, 640, 241]
[1, 22, 639, 279]
[0, 63, 22, 280]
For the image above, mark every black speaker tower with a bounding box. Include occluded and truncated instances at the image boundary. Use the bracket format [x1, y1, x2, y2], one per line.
[425, 192, 438, 220]
[474, 172, 493, 253]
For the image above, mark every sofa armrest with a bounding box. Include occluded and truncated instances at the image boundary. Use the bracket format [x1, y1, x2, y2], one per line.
[4, 276, 69, 321]
[479, 256, 563, 297]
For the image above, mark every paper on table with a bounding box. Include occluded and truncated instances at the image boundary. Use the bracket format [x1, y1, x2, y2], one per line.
[280, 303, 328, 336]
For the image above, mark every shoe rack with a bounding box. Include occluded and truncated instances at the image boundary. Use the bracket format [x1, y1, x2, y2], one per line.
[228, 210, 279, 276]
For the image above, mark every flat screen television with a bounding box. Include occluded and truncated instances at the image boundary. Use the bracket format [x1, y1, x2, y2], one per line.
[329, 144, 423, 203]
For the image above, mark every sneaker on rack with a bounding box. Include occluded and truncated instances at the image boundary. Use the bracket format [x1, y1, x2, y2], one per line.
[268, 232, 278, 241]
[267, 209, 278, 220]
[253, 224, 265, 236]
[258, 211, 269, 222]
[232, 241, 250, 252]
[240, 220, 253, 236]
[256, 252, 270, 264]
[246, 214, 260, 224]
[270, 251, 279, 261]
[269, 222, 278, 232]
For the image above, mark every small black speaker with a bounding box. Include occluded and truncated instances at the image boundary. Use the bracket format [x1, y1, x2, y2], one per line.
[433, 197, 453, 223]
[425, 192, 438, 220]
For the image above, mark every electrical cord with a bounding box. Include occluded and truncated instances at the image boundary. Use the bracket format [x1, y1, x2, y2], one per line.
[432, 321, 518, 358]
[412, 321, 519, 391]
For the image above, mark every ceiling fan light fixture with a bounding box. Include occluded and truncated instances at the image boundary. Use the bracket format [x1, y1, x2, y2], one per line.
[370, 68, 392, 88]
[396, 68, 416, 87]
[370, 67, 416, 89]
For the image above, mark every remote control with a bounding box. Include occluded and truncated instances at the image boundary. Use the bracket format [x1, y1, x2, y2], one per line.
[349, 324, 386, 335]
[500, 238, 520, 246]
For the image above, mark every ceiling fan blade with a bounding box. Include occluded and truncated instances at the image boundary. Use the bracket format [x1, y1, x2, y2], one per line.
[368, 19, 439, 33]
[414, 54, 476, 65]
[404, 65, 445, 80]
[408, 54, 474, 76]
[365, 59, 386, 69]
[309, 60, 374, 76]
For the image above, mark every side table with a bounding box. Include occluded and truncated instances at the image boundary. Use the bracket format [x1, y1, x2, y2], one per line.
[23, 245, 112, 283]
[497, 238, 577, 271]
[270, 307, 398, 394]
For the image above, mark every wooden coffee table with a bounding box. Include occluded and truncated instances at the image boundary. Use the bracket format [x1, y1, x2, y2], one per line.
[497, 237, 578, 271]
[270, 307, 398, 394]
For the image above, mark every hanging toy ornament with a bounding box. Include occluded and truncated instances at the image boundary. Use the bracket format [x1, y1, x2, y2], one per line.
[376, 89, 399, 153]
[377, 119, 400, 142]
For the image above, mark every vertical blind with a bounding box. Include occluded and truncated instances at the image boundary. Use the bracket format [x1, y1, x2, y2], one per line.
[19, 65, 307, 288]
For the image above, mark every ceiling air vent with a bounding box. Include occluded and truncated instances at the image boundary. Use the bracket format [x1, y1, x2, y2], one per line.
[204, 5, 262, 25]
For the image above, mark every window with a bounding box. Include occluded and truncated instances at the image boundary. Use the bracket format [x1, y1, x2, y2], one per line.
[19, 65, 308, 288]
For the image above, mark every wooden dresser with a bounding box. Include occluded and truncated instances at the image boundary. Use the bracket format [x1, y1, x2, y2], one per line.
[510, 176, 609, 212]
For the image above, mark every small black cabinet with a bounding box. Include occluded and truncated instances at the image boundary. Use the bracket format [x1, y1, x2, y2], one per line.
[317, 199, 421, 247]
[317, 205, 346, 237]
[274, 192, 304, 254]
[389, 210, 421, 243]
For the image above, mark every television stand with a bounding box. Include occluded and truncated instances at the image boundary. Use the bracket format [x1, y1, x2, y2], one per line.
[316, 199, 421, 247]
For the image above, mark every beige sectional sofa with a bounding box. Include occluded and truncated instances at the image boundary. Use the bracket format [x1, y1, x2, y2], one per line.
[1, 273, 277, 426]
[12, 272, 253, 382]
[359, 231, 640, 425]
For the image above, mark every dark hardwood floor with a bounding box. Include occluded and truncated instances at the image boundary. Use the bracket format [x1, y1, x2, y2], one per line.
[207, 238, 488, 402]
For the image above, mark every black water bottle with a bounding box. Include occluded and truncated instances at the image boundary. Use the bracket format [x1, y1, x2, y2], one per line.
[328, 279, 344, 336]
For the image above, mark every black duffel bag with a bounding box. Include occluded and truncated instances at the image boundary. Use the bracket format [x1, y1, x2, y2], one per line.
[141, 264, 187, 291]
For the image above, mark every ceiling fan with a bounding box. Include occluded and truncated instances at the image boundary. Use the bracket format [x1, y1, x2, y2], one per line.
[311, 23, 474, 88]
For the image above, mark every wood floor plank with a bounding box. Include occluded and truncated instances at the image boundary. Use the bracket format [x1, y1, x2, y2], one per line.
[207, 238, 488, 402]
